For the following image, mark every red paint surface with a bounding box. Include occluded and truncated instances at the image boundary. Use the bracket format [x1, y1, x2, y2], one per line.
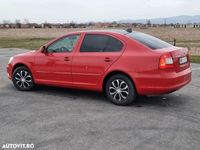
[7, 31, 192, 95]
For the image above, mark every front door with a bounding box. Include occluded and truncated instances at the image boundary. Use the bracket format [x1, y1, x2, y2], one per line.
[34, 34, 80, 85]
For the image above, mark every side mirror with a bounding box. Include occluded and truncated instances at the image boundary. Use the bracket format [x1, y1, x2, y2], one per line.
[41, 46, 47, 53]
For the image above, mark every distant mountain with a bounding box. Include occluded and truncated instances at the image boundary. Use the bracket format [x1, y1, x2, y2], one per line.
[118, 15, 200, 24]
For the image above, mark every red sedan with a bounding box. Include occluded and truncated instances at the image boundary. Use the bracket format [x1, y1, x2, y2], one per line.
[7, 30, 192, 105]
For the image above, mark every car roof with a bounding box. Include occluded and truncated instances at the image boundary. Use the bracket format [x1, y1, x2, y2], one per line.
[70, 29, 130, 35]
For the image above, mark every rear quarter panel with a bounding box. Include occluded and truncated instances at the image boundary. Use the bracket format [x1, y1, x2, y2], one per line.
[99, 37, 162, 93]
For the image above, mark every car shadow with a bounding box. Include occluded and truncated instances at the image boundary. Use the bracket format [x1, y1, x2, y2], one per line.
[35, 86, 107, 103]
[33, 86, 185, 108]
[134, 94, 185, 108]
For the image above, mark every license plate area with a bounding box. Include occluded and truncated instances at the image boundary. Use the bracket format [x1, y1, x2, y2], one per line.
[179, 56, 188, 65]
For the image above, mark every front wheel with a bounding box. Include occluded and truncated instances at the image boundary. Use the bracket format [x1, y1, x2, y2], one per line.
[105, 74, 137, 106]
[12, 66, 35, 91]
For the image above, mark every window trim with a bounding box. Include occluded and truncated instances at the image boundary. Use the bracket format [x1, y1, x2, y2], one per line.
[46, 34, 81, 53]
[79, 33, 125, 53]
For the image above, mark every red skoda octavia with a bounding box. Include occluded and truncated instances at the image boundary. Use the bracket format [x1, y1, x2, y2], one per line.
[7, 30, 192, 105]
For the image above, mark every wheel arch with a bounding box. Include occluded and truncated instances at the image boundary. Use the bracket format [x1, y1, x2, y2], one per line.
[12, 63, 33, 78]
[102, 70, 137, 94]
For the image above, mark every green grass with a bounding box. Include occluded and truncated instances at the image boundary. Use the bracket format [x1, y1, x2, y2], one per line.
[190, 55, 200, 63]
[0, 37, 200, 63]
[0, 38, 54, 50]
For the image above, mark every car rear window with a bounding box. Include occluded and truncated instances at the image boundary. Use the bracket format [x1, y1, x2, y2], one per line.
[127, 32, 172, 50]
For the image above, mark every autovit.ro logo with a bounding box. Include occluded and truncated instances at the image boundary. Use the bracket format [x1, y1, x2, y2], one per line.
[2, 143, 34, 149]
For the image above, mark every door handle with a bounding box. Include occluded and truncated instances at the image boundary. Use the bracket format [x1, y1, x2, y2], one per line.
[64, 57, 70, 61]
[104, 57, 113, 62]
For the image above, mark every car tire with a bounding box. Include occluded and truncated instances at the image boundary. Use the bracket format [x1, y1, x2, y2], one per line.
[12, 66, 35, 91]
[105, 74, 137, 106]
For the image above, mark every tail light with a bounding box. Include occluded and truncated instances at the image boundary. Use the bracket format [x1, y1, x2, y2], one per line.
[159, 53, 174, 69]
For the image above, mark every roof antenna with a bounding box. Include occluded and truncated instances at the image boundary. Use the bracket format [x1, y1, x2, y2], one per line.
[126, 28, 132, 33]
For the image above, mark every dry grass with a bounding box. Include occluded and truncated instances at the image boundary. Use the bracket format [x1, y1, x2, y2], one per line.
[134, 27, 200, 42]
[1, 27, 200, 41]
[0, 28, 94, 38]
[0, 27, 200, 56]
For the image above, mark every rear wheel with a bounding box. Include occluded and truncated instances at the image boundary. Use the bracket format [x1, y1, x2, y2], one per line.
[105, 74, 136, 106]
[12, 66, 35, 91]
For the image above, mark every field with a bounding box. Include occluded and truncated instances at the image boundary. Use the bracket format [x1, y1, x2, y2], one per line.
[0, 27, 200, 62]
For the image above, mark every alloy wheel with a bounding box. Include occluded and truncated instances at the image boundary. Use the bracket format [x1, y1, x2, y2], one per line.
[14, 70, 33, 89]
[109, 79, 129, 102]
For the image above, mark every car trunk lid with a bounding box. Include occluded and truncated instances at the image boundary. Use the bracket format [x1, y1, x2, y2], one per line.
[156, 47, 190, 72]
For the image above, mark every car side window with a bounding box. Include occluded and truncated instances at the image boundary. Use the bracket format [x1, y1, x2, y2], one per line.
[104, 36, 124, 52]
[47, 34, 80, 53]
[80, 34, 123, 52]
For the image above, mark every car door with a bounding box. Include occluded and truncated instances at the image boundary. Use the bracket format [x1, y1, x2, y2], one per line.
[72, 33, 124, 87]
[34, 34, 80, 85]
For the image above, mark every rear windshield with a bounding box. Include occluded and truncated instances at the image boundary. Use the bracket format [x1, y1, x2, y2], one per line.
[127, 32, 173, 50]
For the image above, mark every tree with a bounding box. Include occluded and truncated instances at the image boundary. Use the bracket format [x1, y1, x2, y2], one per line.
[15, 19, 21, 28]
[2, 20, 10, 28]
[147, 20, 151, 27]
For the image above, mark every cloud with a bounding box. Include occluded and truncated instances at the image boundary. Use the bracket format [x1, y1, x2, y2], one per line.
[0, 0, 199, 23]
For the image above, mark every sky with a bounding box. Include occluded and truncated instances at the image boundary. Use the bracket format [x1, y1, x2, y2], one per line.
[0, 0, 200, 23]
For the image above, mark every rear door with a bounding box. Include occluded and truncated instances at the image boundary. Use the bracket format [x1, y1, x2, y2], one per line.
[72, 33, 125, 86]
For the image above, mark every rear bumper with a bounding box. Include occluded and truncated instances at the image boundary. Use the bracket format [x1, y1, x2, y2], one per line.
[134, 68, 192, 95]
